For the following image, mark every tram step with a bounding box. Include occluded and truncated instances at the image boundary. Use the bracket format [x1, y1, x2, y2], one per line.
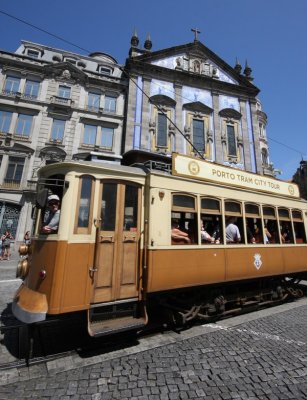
[88, 315, 147, 337]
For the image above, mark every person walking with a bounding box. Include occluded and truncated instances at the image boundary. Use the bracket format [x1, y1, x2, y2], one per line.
[1, 230, 13, 260]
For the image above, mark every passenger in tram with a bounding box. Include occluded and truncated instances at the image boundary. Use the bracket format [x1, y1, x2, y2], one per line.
[41, 194, 61, 234]
[200, 221, 215, 243]
[281, 223, 292, 243]
[212, 220, 221, 244]
[264, 225, 272, 244]
[171, 219, 191, 244]
[246, 223, 256, 244]
[226, 217, 241, 243]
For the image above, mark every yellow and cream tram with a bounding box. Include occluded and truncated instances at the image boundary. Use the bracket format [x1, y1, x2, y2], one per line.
[12, 153, 307, 336]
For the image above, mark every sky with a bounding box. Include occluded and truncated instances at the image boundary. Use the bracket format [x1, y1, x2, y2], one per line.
[0, 0, 306, 181]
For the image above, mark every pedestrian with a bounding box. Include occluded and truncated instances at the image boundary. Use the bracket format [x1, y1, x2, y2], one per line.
[24, 231, 31, 245]
[1, 230, 13, 260]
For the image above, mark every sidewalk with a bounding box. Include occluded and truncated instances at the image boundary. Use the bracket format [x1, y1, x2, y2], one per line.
[0, 249, 20, 281]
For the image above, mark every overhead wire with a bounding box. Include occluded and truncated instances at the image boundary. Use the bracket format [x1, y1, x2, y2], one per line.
[0, 8, 305, 162]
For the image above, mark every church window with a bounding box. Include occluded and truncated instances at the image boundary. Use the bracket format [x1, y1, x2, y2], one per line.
[261, 148, 269, 165]
[157, 113, 168, 147]
[226, 124, 237, 157]
[259, 122, 266, 138]
[192, 119, 205, 152]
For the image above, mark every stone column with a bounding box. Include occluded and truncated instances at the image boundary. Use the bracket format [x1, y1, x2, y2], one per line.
[249, 98, 262, 174]
[124, 74, 139, 152]
[174, 82, 183, 153]
[212, 90, 222, 164]
[140, 77, 151, 151]
[239, 96, 252, 171]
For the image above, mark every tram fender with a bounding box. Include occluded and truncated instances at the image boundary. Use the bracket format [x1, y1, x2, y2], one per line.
[12, 284, 48, 324]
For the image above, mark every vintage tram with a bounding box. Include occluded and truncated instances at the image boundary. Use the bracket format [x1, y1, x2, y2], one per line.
[12, 152, 307, 336]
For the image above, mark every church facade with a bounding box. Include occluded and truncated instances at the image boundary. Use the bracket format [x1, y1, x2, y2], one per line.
[123, 32, 272, 176]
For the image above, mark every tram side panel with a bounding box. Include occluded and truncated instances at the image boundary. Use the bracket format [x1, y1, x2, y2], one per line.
[145, 176, 307, 295]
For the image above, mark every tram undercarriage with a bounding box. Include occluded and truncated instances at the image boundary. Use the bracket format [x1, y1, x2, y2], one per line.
[149, 275, 306, 328]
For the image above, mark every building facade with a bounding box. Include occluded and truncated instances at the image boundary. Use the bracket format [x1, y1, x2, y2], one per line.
[124, 33, 273, 175]
[0, 41, 126, 243]
[0, 35, 275, 243]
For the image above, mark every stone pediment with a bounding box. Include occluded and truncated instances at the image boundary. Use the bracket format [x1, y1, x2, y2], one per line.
[39, 146, 67, 162]
[43, 62, 88, 84]
[219, 108, 242, 119]
[129, 41, 259, 92]
[149, 94, 176, 107]
[183, 101, 213, 113]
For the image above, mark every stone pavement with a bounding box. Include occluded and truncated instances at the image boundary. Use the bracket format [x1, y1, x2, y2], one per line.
[0, 298, 307, 399]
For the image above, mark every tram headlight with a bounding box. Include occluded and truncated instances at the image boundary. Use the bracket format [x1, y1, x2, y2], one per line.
[16, 258, 30, 280]
[19, 244, 30, 256]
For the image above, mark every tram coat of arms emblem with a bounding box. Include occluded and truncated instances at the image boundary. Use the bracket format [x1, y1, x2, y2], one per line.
[253, 253, 262, 270]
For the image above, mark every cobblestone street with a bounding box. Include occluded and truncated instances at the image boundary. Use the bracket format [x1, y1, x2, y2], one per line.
[1, 299, 307, 400]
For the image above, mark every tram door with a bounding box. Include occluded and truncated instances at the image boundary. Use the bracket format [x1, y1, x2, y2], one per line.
[91, 181, 141, 304]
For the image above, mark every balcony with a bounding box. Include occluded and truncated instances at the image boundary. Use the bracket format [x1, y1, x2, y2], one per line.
[0, 179, 21, 189]
[49, 96, 73, 108]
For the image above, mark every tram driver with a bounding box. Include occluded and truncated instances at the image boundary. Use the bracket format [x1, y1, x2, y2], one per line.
[41, 194, 61, 234]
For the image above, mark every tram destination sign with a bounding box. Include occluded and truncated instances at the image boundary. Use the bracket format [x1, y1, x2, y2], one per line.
[172, 154, 300, 198]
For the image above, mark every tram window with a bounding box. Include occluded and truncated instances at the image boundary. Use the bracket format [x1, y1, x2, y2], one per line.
[37, 174, 64, 235]
[278, 208, 294, 244]
[200, 197, 223, 244]
[75, 175, 94, 233]
[245, 203, 263, 244]
[263, 206, 279, 244]
[292, 210, 307, 244]
[123, 185, 138, 231]
[101, 183, 117, 231]
[171, 194, 197, 244]
[225, 201, 244, 244]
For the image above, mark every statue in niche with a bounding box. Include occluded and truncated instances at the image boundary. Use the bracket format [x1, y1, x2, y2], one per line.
[175, 57, 184, 70]
[193, 60, 200, 73]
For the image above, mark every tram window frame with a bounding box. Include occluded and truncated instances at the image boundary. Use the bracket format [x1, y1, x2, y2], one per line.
[171, 193, 197, 244]
[263, 206, 280, 244]
[292, 209, 307, 244]
[74, 175, 95, 234]
[36, 175, 65, 236]
[278, 207, 294, 244]
[200, 197, 223, 244]
[224, 200, 244, 244]
[123, 184, 140, 232]
[245, 203, 263, 244]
